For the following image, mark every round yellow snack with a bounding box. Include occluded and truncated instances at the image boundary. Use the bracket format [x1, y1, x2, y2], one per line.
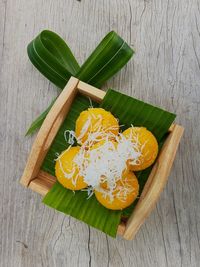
[55, 146, 88, 190]
[75, 108, 119, 144]
[122, 127, 158, 171]
[95, 171, 139, 210]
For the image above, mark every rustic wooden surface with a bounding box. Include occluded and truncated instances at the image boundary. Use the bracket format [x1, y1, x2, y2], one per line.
[0, 0, 199, 266]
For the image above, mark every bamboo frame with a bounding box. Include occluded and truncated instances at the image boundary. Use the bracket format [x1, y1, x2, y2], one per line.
[20, 77, 184, 240]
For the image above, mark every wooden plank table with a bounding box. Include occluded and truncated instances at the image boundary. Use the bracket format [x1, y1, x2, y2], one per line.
[0, 0, 199, 266]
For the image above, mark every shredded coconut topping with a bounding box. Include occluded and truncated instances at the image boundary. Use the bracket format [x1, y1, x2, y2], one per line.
[64, 130, 77, 145]
[56, 116, 143, 203]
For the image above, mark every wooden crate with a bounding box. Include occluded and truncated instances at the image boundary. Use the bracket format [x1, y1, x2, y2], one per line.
[20, 77, 184, 240]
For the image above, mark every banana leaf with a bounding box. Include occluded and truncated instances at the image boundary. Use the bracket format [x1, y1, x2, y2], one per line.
[27, 30, 80, 88]
[42, 90, 176, 237]
[26, 30, 134, 135]
[76, 31, 134, 87]
[43, 182, 121, 237]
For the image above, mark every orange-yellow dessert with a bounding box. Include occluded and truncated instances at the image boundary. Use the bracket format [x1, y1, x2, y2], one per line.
[55, 146, 88, 190]
[122, 127, 158, 171]
[95, 171, 139, 210]
[75, 108, 119, 144]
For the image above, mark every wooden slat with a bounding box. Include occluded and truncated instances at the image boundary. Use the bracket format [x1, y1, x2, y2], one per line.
[77, 81, 106, 102]
[29, 170, 56, 196]
[168, 123, 175, 132]
[123, 124, 184, 240]
[20, 77, 79, 187]
[117, 222, 126, 236]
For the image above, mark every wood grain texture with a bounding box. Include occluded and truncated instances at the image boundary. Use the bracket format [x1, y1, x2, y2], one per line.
[0, 0, 199, 266]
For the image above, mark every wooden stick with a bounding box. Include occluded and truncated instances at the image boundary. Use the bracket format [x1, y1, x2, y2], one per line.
[20, 77, 79, 187]
[123, 124, 184, 240]
[29, 170, 56, 196]
[117, 222, 126, 236]
[77, 81, 106, 102]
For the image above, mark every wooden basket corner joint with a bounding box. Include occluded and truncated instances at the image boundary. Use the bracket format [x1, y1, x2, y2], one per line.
[20, 77, 184, 240]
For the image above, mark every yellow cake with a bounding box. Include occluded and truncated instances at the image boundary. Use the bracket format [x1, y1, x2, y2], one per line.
[122, 127, 158, 171]
[75, 108, 119, 144]
[55, 146, 88, 190]
[95, 170, 139, 210]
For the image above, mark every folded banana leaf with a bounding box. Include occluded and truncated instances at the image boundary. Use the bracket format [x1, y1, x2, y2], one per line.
[42, 90, 176, 237]
[26, 30, 134, 135]
[27, 30, 80, 88]
[76, 31, 134, 87]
